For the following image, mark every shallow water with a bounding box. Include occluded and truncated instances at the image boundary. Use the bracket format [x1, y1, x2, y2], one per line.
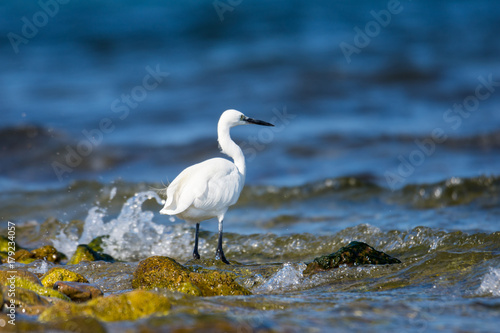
[1, 0, 500, 331]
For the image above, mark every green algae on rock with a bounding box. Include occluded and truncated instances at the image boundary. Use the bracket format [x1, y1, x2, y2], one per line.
[88, 235, 110, 253]
[9, 315, 107, 333]
[1, 270, 71, 302]
[11, 277, 71, 301]
[30, 245, 67, 263]
[1, 285, 50, 315]
[132, 256, 251, 296]
[53, 281, 103, 302]
[67, 244, 115, 265]
[303, 241, 401, 275]
[0, 235, 23, 252]
[0, 269, 42, 285]
[12, 249, 36, 264]
[39, 289, 171, 322]
[40, 267, 89, 289]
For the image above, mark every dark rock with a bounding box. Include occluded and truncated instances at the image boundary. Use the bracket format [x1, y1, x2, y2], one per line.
[88, 235, 110, 253]
[67, 244, 115, 265]
[303, 241, 401, 275]
[53, 281, 103, 302]
[30, 245, 67, 263]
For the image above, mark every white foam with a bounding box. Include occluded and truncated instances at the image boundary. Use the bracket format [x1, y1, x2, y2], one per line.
[27, 260, 53, 275]
[253, 262, 306, 294]
[476, 267, 500, 296]
[109, 186, 117, 201]
[53, 191, 194, 261]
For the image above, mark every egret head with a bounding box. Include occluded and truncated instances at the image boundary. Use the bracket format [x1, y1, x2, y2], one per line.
[220, 109, 274, 128]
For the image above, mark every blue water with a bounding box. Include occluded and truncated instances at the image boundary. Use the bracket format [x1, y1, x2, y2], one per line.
[1, 1, 500, 332]
[1, 0, 500, 190]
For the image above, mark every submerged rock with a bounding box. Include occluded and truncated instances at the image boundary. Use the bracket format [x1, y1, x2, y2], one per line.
[303, 241, 401, 274]
[132, 256, 251, 296]
[39, 290, 170, 322]
[40, 267, 89, 288]
[67, 244, 115, 265]
[53, 281, 103, 302]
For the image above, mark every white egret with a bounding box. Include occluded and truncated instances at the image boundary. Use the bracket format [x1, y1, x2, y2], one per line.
[160, 109, 274, 264]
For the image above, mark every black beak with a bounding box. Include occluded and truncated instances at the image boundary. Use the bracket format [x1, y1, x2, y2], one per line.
[245, 117, 274, 127]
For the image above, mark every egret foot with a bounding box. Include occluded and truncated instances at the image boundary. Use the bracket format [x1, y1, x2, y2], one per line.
[215, 247, 230, 265]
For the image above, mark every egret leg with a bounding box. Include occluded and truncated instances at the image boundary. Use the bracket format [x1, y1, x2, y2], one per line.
[193, 223, 200, 260]
[215, 219, 230, 264]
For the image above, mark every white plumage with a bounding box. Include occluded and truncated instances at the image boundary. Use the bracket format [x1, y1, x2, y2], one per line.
[160, 109, 274, 264]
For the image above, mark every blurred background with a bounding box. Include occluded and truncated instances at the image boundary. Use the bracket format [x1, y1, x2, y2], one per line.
[0, 0, 499, 226]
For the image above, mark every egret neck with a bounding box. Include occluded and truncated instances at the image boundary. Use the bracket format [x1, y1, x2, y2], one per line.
[217, 118, 246, 177]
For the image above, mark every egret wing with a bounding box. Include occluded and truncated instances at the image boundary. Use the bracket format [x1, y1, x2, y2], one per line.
[191, 158, 242, 211]
[161, 162, 209, 215]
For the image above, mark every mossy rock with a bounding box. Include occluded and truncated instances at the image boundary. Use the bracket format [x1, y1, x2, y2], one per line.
[40, 267, 89, 289]
[44, 316, 107, 333]
[12, 249, 36, 264]
[1, 275, 70, 301]
[132, 256, 251, 296]
[88, 235, 109, 253]
[303, 241, 401, 275]
[67, 244, 115, 265]
[0, 269, 42, 285]
[39, 290, 171, 322]
[0, 235, 23, 252]
[2, 285, 50, 315]
[30, 245, 67, 263]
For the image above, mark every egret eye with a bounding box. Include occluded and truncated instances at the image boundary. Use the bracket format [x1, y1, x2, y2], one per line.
[240, 115, 245, 121]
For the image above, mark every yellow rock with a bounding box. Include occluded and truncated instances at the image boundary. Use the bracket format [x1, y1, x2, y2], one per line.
[40, 267, 89, 288]
[39, 290, 171, 322]
[131, 256, 251, 296]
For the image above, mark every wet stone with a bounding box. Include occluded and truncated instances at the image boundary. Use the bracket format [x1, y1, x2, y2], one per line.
[0, 235, 23, 252]
[88, 235, 110, 253]
[53, 281, 103, 302]
[1, 275, 71, 301]
[303, 241, 401, 275]
[132, 256, 251, 296]
[39, 289, 171, 322]
[67, 244, 115, 265]
[30, 245, 66, 263]
[41, 267, 89, 289]
[12, 249, 35, 264]
[0, 268, 42, 285]
[2, 285, 48, 307]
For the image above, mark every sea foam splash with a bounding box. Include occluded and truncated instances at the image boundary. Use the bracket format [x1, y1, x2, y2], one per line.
[253, 263, 307, 294]
[53, 191, 194, 261]
[476, 267, 500, 297]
